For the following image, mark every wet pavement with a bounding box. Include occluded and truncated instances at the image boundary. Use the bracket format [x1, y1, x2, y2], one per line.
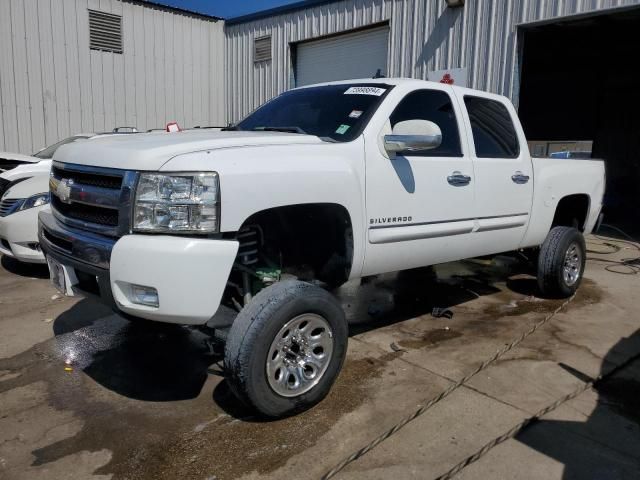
[1, 235, 639, 480]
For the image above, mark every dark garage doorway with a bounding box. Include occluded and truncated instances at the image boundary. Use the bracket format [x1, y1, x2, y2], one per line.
[518, 7, 640, 232]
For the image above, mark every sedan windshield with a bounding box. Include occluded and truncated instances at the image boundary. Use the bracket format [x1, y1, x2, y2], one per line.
[33, 135, 89, 159]
[235, 83, 392, 142]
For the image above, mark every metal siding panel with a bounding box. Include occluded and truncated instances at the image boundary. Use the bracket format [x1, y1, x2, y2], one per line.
[76, 0, 94, 133]
[24, 0, 46, 152]
[154, 8, 165, 127]
[0, 0, 19, 151]
[110, 0, 126, 129]
[64, 0, 83, 137]
[51, 0, 71, 141]
[102, 51, 116, 130]
[122, 2, 137, 127]
[183, 16, 194, 128]
[132, 3, 147, 131]
[192, 18, 202, 127]
[143, 6, 156, 130]
[173, 14, 185, 128]
[163, 11, 175, 125]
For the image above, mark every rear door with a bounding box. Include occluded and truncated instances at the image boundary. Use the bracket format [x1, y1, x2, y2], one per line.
[456, 95, 534, 254]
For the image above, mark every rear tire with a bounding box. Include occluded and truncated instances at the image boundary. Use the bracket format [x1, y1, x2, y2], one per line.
[224, 280, 348, 417]
[537, 226, 586, 298]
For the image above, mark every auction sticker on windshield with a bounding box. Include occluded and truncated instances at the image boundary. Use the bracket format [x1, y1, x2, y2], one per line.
[344, 86, 387, 96]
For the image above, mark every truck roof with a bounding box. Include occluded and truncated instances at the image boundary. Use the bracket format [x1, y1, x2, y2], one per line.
[293, 77, 510, 103]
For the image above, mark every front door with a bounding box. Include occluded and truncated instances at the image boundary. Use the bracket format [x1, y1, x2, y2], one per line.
[362, 86, 476, 276]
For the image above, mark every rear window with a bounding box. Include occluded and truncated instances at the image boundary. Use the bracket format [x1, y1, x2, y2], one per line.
[464, 96, 519, 158]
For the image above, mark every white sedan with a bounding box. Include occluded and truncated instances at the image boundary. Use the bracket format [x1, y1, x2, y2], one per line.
[0, 130, 138, 263]
[0, 175, 50, 263]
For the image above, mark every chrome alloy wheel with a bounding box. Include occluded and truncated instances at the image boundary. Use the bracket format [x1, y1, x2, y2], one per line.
[563, 242, 582, 286]
[266, 314, 334, 397]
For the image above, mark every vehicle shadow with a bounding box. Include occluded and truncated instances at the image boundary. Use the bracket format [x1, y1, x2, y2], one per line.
[1, 255, 49, 278]
[516, 330, 640, 479]
[52, 299, 221, 402]
[343, 255, 535, 336]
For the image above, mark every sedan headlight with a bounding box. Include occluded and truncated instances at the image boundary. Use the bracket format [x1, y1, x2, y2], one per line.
[133, 172, 219, 233]
[19, 192, 50, 211]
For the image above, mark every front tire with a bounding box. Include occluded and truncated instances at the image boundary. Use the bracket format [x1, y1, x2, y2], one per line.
[224, 280, 348, 417]
[537, 226, 586, 298]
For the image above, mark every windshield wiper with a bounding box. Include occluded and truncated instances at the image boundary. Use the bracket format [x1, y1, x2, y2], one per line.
[251, 126, 308, 135]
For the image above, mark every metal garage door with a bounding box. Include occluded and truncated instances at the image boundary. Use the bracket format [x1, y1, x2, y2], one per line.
[295, 26, 389, 86]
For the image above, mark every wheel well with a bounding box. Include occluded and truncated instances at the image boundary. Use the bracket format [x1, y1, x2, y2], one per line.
[236, 203, 354, 286]
[551, 194, 590, 231]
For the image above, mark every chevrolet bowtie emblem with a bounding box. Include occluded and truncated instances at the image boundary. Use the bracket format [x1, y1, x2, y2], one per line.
[55, 178, 74, 204]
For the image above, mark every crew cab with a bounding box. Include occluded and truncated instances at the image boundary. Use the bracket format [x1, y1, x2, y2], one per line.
[38, 79, 605, 416]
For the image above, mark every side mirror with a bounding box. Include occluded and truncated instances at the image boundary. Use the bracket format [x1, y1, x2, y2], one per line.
[384, 120, 442, 154]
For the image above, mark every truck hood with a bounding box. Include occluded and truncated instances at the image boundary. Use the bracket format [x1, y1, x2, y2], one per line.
[53, 130, 327, 170]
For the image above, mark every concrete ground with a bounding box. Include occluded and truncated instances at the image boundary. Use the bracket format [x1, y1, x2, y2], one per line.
[1, 234, 639, 480]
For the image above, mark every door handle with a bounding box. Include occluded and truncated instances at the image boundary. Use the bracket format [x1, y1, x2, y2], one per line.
[447, 171, 471, 186]
[511, 171, 530, 184]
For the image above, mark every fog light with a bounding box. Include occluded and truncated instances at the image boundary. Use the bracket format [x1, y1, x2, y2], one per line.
[131, 284, 159, 307]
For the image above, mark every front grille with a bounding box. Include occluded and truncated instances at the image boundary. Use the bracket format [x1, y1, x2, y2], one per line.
[0, 198, 22, 217]
[51, 166, 123, 189]
[52, 196, 119, 226]
[50, 163, 132, 236]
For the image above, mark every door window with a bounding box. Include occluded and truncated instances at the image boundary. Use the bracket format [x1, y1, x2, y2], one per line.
[389, 90, 462, 157]
[464, 96, 520, 158]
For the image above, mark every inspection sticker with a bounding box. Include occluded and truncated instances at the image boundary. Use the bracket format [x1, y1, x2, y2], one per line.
[348, 110, 363, 119]
[335, 124, 351, 135]
[344, 86, 387, 96]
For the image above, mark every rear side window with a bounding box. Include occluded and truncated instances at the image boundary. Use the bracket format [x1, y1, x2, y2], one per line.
[464, 96, 519, 158]
[389, 90, 462, 157]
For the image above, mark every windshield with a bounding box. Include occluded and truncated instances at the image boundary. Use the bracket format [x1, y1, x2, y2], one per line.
[33, 135, 89, 159]
[235, 83, 393, 142]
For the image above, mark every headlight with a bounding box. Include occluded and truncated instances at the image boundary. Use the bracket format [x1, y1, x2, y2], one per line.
[133, 172, 219, 233]
[19, 192, 50, 211]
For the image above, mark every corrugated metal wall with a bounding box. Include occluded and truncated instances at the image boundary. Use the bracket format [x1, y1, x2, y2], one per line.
[0, 0, 225, 154]
[226, 0, 640, 122]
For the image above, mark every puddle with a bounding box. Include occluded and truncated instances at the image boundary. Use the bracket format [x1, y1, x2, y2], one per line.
[398, 328, 463, 350]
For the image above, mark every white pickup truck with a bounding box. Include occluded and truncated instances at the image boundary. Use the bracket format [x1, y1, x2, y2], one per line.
[39, 79, 605, 416]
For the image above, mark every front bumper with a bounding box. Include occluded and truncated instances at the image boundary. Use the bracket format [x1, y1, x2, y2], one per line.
[39, 210, 239, 325]
[0, 205, 48, 264]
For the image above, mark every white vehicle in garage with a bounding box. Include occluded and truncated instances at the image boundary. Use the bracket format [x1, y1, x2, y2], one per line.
[39, 79, 605, 416]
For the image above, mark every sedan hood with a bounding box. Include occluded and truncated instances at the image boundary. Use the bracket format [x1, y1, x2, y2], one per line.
[0, 151, 40, 172]
[2, 173, 50, 199]
[53, 130, 327, 170]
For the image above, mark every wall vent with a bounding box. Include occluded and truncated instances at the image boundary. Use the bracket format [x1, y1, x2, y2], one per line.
[254, 36, 272, 62]
[89, 9, 123, 53]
